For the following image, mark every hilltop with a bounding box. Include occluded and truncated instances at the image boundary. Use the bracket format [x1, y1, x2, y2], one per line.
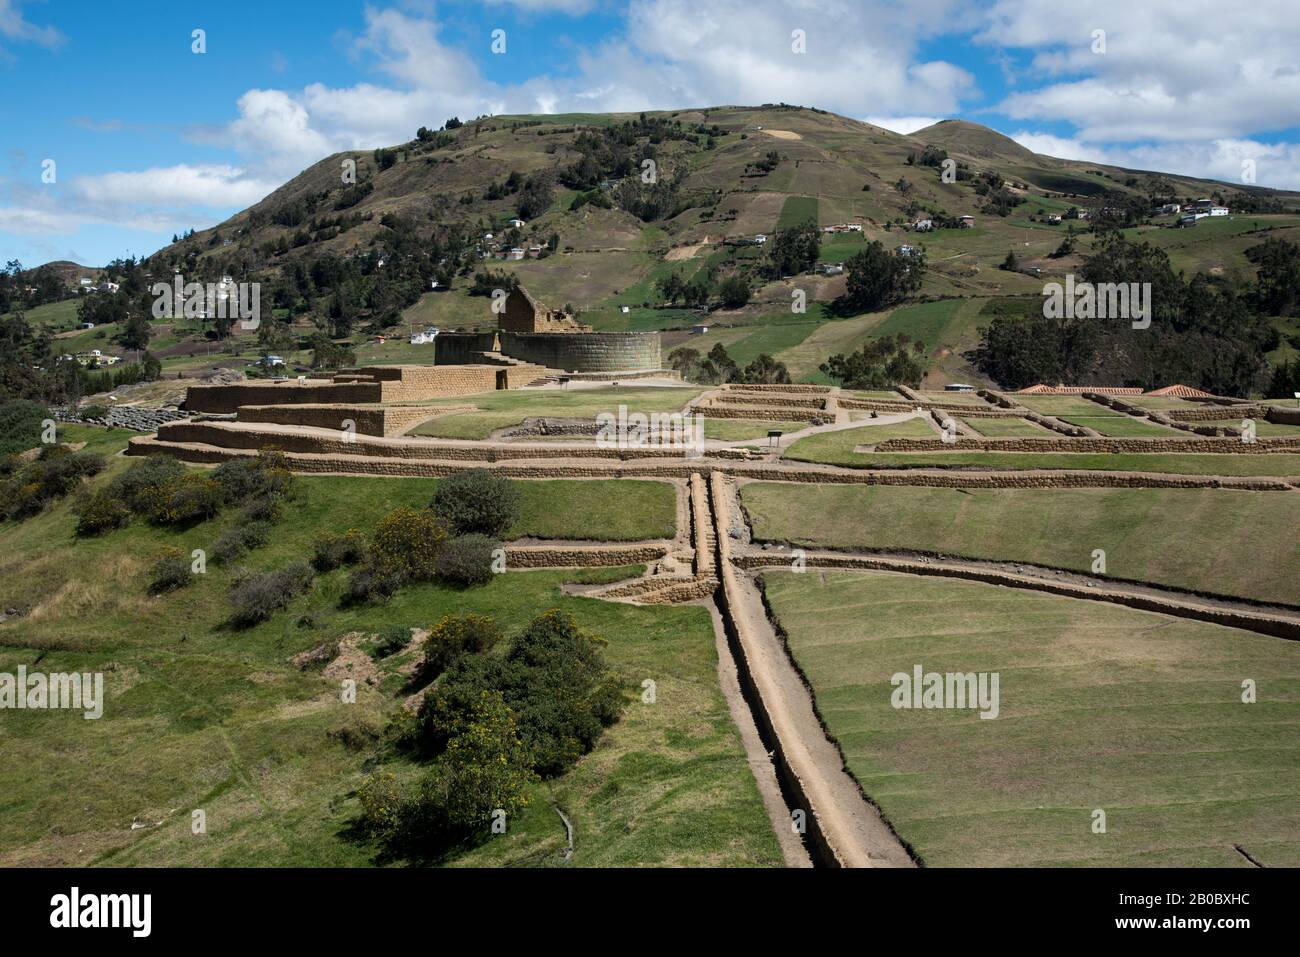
[19, 104, 1300, 389]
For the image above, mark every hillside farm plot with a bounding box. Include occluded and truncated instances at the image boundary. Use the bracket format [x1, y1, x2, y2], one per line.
[741, 483, 1300, 605]
[777, 195, 819, 229]
[408, 386, 704, 439]
[760, 569, 1300, 867]
[0, 450, 778, 867]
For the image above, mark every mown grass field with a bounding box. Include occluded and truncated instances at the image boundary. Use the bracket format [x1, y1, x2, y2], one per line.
[782, 419, 937, 464]
[407, 385, 702, 439]
[960, 416, 1052, 437]
[741, 483, 1300, 604]
[761, 569, 1300, 866]
[0, 433, 779, 867]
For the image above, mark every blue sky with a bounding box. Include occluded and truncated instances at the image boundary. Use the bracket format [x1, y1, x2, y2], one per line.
[4, 0, 1299, 267]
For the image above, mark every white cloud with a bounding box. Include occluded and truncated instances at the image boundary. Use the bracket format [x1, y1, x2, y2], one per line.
[0, 0, 63, 49]
[981, 0, 1300, 142]
[865, 116, 946, 135]
[1009, 130, 1300, 191]
[483, 0, 597, 13]
[71, 165, 278, 210]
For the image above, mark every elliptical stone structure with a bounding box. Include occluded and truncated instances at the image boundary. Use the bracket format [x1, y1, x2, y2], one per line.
[466, 284, 663, 374]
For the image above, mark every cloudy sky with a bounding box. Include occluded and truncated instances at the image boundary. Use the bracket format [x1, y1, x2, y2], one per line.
[4, 0, 1299, 266]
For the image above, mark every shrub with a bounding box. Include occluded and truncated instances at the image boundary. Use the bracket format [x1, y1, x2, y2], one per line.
[429, 470, 519, 537]
[237, 496, 283, 525]
[109, 456, 185, 514]
[370, 506, 448, 582]
[148, 547, 194, 594]
[417, 610, 623, 776]
[229, 561, 314, 627]
[312, 529, 367, 571]
[211, 453, 293, 505]
[148, 472, 223, 526]
[371, 624, 411, 660]
[414, 614, 503, 686]
[434, 534, 498, 587]
[0, 449, 105, 521]
[0, 400, 49, 456]
[73, 488, 132, 536]
[343, 560, 405, 605]
[212, 521, 273, 564]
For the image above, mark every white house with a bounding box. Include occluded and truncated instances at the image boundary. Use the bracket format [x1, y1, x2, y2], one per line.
[896, 245, 917, 257]
[1046, 214, 1062, 224]
[507, 247, 525, 260]
[409, 326, 439, 345]
[958, 215, 975, 227]
[692, 324, 710, 334]
[753, 234, 768, 245]
[912, 219, 933, 232]
[1158, 203, 1181, 214]
[1210, 206, 1230, 216]
[817, 262, 844, 275]
[507, 218, 525, 228]
[945, 383, 976, 393]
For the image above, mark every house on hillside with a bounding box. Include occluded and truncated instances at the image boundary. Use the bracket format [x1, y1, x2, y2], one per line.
[945, 383, 976, 393]
[895, 245, 918, 257]
[691, 324, 710, 335]
[1145, 384, 1217, 399]
[1158, 203, 1181, 214]
[96, 281, 120, 293]
[817, 262, 845, 275]
[507, 247, 525, 261]
[753, 233, 768, 245]
[1046, 214, 1062, 224]
[1209, 206, 1230, 216]
[958, 215, 975, 228]
[912, 218, 933, 231]
[507, 218, 525, 228]
[820, 223, 862, 234]
[1178, 214, 1201, 227]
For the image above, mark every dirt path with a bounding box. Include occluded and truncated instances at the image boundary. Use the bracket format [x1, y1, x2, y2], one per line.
[709, 471, 915, 867]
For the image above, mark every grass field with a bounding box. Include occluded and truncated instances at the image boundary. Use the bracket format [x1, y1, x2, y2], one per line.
[0, 440, 777, 867]
[1058, 415, 1187, 437]
[761, 569, 1300, 866]
[776, 195, 818, 230]
[704, 419, 807, 441]
[960, 416, 1052, 437]
[782, 419, 937, 464]
[741, 483, 1300, 604]
[408, 386, 703, 439]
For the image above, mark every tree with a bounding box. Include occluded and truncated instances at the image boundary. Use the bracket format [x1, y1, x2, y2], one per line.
[118, 311, 152, 351]
[657, 272, 686, 306]
[718, 275, 751, 309]
[765, 221, 820, 278]
[819, 334, 926, 389]
[1248, 237, 1300, 316]
[429, 469, 520, 537]
[840, 241, 924, 312]
[1001, 249, 1019, 272]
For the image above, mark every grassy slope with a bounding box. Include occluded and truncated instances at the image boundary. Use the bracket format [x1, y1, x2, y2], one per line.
[762, 569, 1300, 867]
[0, 434, 778, 866]
[782, 419, 937, 464]
[741, 483, 1299, 604]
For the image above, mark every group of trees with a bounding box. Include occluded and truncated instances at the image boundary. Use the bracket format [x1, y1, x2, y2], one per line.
[656, 271, 750, 310]
[819, 334, 927, 390]
[668, 343, 791, 385]
[838, 240, 926, 313]
[968, 232, 1279, 395]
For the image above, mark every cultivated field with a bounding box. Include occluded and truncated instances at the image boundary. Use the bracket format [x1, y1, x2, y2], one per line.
[741, 483, 1300, 604]
[761, 569, 1300, 867]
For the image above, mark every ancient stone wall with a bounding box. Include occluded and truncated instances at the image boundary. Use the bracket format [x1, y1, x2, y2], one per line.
[499, 331, 661, 373]
[434, 333, 498, 365]
[235, 404, 438, 437]
[184, 380, 384, 414]
[876, 435, 1300, 454]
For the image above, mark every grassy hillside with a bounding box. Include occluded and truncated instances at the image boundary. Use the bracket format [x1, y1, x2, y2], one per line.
[0, 429, 779, 867]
